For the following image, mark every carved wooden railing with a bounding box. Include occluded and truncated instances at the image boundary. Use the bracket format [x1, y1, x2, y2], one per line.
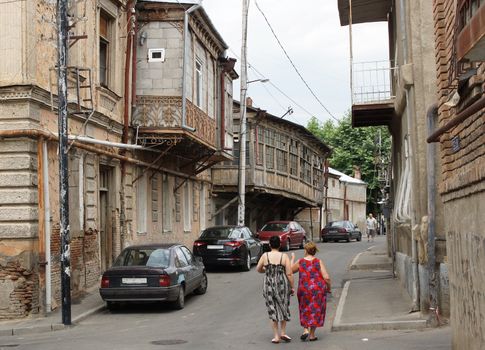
[132, 96, 216, 147]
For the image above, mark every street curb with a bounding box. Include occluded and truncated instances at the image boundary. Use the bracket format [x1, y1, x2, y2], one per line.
[332, 319, 428, 332]
[350, 262, 392, 270]
[0, 304, 104, 337]
[332, 280, 350, 330]
[72, 304, 105, 324]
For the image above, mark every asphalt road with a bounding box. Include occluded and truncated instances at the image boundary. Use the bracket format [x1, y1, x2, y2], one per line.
[0, 239, 450, 350]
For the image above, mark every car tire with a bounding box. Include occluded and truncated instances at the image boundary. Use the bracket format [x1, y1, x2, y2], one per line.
[357, 234, 362, 242]
[106, 301, 118, 311]
[300, 236, 307, 249]
[284, 239, 290, 251]
[173, 285, 185, 310]
[346, 235, 351, 243]
[242, 252, 251, 271]
[194, 272, 208, 295]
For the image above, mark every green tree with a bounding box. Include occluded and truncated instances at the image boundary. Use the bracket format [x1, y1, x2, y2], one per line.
[307, 114, 391, 213]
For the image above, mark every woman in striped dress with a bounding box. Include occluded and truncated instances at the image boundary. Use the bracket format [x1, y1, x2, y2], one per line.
[257, 235, 295, 344]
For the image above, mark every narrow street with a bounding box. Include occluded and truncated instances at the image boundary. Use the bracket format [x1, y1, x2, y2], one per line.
[0, 238, 450, 350]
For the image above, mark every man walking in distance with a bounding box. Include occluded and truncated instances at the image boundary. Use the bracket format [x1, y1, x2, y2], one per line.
[366, 213, 378, 242]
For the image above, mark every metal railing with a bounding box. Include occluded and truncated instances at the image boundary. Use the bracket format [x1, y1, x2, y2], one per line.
[352, 60, 396, 104]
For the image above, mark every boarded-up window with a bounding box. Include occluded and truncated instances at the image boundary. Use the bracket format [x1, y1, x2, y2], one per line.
[183, 182, 192, 232]
[162, 175, 172, 232]
[151, 175, 158, 222]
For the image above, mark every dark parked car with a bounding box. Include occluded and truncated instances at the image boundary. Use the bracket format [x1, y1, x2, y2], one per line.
[192, 226, 262, 271]
[257, 220, 307, 251]
[99, 244, 207, 310]
[321, 221, 362, 242]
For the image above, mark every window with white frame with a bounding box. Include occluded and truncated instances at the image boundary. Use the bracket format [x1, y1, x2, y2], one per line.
[183, 181, 192, 232]
[162, 175, 172, 232]
[195, 58, 203, 107]
[136, 171, 148, 234]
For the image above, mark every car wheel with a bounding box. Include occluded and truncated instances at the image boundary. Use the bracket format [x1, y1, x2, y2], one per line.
[106, 301, 118, 311]
[242, 252, 251, 271]
[284, 239, 290, 251]
[300, 236, 307, 249]
[194, 272, 208, 295]
[346, 235, 350, 243]
[357, 234, 362, 242]
[173, 285, 185, 310]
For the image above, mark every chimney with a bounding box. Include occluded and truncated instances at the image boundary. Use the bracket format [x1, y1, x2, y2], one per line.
[246, 97, 253, 107]
[353, 165, 361, 180]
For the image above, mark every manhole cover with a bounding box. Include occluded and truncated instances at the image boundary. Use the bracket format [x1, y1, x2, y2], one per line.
[151, 340, 188, 346]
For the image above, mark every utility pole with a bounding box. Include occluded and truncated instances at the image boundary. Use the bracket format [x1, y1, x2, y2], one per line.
[56, 0, 71, 325]
[237, 0, 249, 226]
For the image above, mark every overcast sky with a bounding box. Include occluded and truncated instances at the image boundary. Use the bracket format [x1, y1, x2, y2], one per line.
[202, 0, 389, 127]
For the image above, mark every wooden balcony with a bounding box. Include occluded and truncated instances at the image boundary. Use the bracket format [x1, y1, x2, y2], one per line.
[133, 95, 216, 147]
[456, 1, 485, 62]
[211, 166, 323, 206]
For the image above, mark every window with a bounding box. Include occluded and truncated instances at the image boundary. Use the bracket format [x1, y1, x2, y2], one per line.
[136, 171, 147, 234]
[175, 248, 189, 267]
[183, 182, 192, 232]
[99, 11, 113, 87]
[162, 175, 172, 232]
[275, 132, 288, 173]
[148, 48, 165, 63]
[300, 146, 312, 184]
[256, 126, 264, 166]
[180, 246, 194, 265]
[289, 140, 298, 176]
[151, 175, 158, 222]
[265, 146, 274, 169]
[200, 183, 206, 231]
[195, 58, 203, 107]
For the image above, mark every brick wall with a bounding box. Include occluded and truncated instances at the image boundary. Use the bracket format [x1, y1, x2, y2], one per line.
[433, 1, 485, 348]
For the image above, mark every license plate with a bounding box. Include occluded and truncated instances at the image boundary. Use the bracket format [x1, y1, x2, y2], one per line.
[122, 278, 147, 284]
[261, 241, 269, 245]
[207, 245, 224, 249]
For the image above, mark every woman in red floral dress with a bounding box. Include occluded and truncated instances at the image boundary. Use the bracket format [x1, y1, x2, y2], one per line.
[291, 241, 330, 341]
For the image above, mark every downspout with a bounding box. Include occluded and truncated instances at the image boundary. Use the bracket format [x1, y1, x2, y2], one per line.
[123, 0, 135, 145]
[42, 140, 52, 313]
[182, 2, 202, 132]
[220, 67, 226, 150]
[426, 103, 439, 325]
[399, 0, 420, 312]
[131, 3, 138, 110]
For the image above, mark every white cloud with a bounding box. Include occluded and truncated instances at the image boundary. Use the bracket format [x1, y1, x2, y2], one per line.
[202, 0, 389, 126]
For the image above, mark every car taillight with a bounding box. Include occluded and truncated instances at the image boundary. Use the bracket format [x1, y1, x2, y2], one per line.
[338, 228, 347, 233]
[193, 241, 207, 247]
[159, 275, 170, 287]
[224, 240, 244, 247]
[101, 276, 109, 288]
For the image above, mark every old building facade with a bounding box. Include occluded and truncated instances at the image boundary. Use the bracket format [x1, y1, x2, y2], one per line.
[432, 0, 485, 348]
[337, 0, 449, 318]
[211, 100, 331, 236]
[0, 0, 235, 320]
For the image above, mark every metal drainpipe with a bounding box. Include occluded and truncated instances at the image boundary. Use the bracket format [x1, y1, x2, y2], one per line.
[426, 104, 439, 325]
[42, 141, 52, 313]
[182, 3, 202, 132]
[399, 0, 420, 312]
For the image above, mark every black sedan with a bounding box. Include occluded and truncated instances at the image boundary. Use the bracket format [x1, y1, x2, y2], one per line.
[321, 220, 362, 242]
[193, 226, 262, 271]
[99, 244, 207, 310]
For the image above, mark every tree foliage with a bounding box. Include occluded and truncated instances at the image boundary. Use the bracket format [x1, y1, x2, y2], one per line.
[307, 114, 391, 212]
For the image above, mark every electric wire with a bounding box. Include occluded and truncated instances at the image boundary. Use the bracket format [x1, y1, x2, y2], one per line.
[254, 1, 339, 122]
[229, 48, 317, 118]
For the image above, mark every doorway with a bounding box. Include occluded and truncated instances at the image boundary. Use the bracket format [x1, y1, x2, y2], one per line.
[99, 166, 112, 272]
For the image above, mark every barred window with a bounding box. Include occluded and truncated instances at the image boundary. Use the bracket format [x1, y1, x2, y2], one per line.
[276, 149, 288, 172]
[290, 154, 298, 176]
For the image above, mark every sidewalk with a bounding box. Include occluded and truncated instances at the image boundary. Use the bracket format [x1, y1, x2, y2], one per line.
[332, 236, 428, 331]
[0, 286, 105, 336]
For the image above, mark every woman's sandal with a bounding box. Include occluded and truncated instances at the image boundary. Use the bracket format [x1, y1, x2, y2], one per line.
[309, 337, 318, 341]
[300, 333, 309, 341]
[280, 335, 292, 342]
[271, 338, 280, 344]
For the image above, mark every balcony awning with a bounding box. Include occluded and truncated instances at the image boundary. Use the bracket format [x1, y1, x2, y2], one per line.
[337, 0, 392, 26]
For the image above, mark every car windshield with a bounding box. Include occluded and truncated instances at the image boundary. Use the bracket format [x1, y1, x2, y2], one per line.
[113, 248, 170, 268]
[328, 221, 346, 228]
[200, 227, 238, 239]
[261, 223, 289, 232]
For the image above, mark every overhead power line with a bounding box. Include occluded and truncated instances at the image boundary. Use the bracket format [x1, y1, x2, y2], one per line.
[254, 1, 339, 122]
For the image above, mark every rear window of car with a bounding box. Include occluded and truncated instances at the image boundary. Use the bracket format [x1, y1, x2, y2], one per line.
[261, 223, 289, 232]
[327, 221, 346, 228]
[114, 248, 170, 268]
[200, 227, 238, 239]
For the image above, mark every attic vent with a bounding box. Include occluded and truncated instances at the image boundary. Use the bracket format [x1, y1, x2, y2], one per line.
[148, 48, 165, 63]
